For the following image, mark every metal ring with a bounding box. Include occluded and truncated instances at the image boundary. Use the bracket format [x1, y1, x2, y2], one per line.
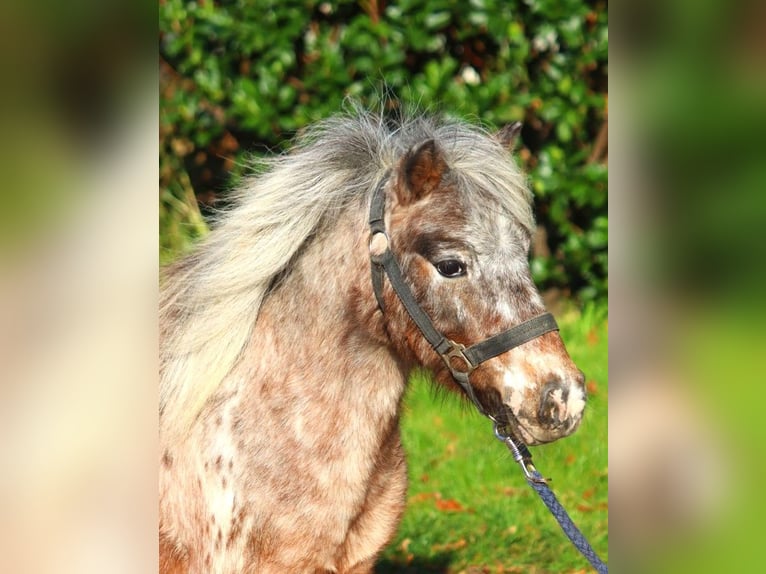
[368, 230, 390, 260]
[493, 421, 509, 442]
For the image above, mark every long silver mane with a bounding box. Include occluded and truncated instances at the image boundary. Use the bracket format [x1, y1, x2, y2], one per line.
[160, 105, 534, 437]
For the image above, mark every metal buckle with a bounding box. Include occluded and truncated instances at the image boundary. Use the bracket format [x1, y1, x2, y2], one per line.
[440, 339, 476, 377]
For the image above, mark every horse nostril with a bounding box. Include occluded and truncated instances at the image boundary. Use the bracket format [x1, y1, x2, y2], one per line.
[538, 381, 569, 428]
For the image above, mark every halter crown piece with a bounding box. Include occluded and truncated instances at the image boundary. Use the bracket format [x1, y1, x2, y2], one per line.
[367, 173, 559, 416]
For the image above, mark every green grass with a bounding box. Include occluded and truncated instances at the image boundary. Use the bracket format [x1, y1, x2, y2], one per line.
[379, 304, 608, 573]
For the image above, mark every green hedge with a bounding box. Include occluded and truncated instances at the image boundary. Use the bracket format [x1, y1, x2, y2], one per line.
[160, 0, 607, 302]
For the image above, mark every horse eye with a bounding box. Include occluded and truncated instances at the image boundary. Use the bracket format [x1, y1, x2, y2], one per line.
[435, 259, 466, 278]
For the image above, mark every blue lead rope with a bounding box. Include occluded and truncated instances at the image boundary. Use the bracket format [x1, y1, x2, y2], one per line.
[526, 469, 608, 574]
[494, 423, 608, 574]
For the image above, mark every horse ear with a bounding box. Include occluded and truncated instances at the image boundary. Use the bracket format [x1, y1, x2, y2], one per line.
[398, 139, 449, 204]
[496, 121, 523, 150]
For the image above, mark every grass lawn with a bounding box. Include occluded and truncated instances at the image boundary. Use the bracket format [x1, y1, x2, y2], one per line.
[379, 304, 608, 573]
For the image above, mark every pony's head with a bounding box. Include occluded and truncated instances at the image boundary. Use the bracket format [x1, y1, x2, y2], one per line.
[373, 126, 585, 445]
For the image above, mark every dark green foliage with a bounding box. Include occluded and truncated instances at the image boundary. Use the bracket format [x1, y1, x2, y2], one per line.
[160, 0, 607, 302]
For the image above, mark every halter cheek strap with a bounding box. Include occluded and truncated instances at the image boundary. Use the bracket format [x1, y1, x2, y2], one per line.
[368, 175, 559, 416]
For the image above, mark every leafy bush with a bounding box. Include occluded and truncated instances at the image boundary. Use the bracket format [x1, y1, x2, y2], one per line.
[160, 0, 608, 301]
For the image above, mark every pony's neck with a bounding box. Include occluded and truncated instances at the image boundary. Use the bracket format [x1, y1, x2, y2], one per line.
[244, 203, 407, 424]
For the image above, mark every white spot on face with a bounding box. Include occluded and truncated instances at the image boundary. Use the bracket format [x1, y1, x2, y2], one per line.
[502, 368, 534, 413]
[566, 385, 586, 419]
[546, 387, 568, 421]
[495, 300, 515, 322]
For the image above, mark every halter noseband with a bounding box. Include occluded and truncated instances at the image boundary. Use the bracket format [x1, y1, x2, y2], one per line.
[368, 174, 559, 417]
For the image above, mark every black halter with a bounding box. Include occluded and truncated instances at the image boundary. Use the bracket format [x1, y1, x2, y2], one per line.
[368, 174, 559, 416]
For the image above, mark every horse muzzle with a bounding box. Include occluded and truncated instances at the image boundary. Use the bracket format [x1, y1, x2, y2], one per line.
[505, 373, 586, 445]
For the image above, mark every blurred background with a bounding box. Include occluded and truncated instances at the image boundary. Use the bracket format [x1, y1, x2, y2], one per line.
[0, 0, 764, 572]
[609, 0, 766, 572]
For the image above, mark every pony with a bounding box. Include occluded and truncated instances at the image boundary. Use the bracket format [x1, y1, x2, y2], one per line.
[159, 106, 586, 573]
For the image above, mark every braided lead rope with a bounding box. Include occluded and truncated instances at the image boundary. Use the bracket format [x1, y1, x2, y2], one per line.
[525, 470, 609, 574]
[494, 423, 608, 574]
